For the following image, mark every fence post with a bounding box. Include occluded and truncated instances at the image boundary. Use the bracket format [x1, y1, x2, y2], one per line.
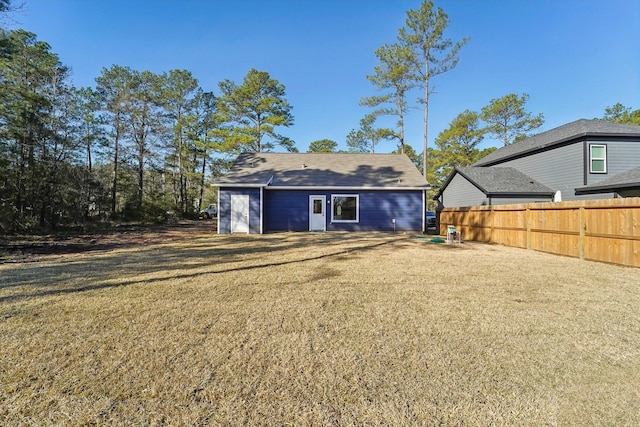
[490, 206, 495, 243]
[579, 206, 585, 260]
[527, 208, 531, 250]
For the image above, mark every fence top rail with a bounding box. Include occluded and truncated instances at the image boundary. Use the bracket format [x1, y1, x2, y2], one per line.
[439, 197, 640, 269]
[440, 197, 640, 213]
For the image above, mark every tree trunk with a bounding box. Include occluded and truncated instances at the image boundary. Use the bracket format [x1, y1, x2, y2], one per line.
[111, 126, 119, 216]
[137, 140, 144, 209]
[178, 120, 186, 214]
[399, 105, 405, 155]
[86, 120, 93, 173]
[422, 61, 430, 178]
[199, 151, 206, 212]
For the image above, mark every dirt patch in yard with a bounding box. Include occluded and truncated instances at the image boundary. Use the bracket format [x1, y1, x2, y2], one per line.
[0, 220, 217, 262]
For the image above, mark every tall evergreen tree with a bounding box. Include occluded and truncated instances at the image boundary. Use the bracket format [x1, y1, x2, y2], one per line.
[308, 139, 338, 153]
[392, 143, 421, 171]
[0, 30, 75, 229]
[361, 43, 416, 154]
[128, 70, 162, 212]
[95, 65, 134, 216]
[430, 110, 489, 187]
[480, 93, 543, 146]
[217, 68, 295, 153]
[602, 103, 640, 126]
[158, 69, 199, 215]
[397, 1, 468, 177]
[346, 112, 395, 153]
[186, 89, 219, 211]
[67, 86, 107, 218]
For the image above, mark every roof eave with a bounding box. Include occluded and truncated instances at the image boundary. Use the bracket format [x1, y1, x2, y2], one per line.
[213, 182, 269, 188]
[433, 168, 467, 199]
[474, 135, 582, 166]
[475, 131, 640, 167]
[485, 191, 555, 197]
[575, 184, 640, 195]
[267, 185, 430, 191]
[214, 175, 274, 188]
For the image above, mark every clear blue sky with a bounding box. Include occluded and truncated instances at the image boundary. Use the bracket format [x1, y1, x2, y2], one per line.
[12, 0, 640, 153]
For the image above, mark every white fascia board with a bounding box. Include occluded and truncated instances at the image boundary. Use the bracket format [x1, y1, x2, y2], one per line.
[215, 175, 274, 189]
[217, 184, 268, 188]
[267, 185, 430, 191]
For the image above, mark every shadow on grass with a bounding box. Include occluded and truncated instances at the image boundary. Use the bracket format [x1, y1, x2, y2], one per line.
[0, 233, 405, 303]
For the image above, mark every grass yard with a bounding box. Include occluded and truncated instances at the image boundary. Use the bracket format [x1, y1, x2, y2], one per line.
[1, 227, 639, 426]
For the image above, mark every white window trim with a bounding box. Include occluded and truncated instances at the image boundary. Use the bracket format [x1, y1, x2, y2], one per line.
[331, 194, 359, 223]
[589, 144, 607, 174]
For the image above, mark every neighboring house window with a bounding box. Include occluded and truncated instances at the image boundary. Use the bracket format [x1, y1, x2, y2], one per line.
[590, 144, 607, 173]
[331, 194, 359, 222]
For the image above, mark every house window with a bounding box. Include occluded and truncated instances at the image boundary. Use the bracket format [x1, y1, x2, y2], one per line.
[331, 194, 359, 222]
[313, 199, 323, 214]
[590, 144, 607, 173]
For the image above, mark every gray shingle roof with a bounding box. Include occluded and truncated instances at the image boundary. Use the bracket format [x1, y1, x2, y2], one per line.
[575, 166, 640, 195]
[474, 119, 640, 166]
[435, 167, 555, 198]
[215, 152, 429, 188]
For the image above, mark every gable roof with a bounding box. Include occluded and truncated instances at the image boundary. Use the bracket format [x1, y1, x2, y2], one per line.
[215, 152, 429, 189]
[575, 166, 640, 195]
[474, 119, 640, 167]
[434, 166, 555, 199]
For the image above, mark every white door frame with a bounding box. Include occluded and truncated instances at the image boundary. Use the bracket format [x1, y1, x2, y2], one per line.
[231, 194, 249, 233]
[309, 195, 326, 232]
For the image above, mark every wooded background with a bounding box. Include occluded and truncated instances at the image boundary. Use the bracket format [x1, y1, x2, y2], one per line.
[2, 0, 637, 233]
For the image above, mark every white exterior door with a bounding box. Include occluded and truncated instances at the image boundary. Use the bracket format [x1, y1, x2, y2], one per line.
[309, 195, 326, 232]
[231, 195, 249, 233]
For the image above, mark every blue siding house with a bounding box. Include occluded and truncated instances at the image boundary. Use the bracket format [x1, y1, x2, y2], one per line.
[435, 119, 640, 208]
[215, 153, 429, 234]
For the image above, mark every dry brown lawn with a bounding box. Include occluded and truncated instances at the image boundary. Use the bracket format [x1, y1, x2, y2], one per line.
[1, 226, 639, 426]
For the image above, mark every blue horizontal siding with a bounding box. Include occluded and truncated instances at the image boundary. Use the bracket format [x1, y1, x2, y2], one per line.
[218, 188, 261, 234]
[264, 190, 423, 232]
[264, 191, 309, 232]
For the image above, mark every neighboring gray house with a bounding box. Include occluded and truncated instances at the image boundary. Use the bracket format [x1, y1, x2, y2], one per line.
[215, 152, 429, 234]
[435, 119, 640, 207]
[436, 167, 555, 207]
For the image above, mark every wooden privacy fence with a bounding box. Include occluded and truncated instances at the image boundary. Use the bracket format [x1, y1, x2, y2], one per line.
[439, 198, 640, 268]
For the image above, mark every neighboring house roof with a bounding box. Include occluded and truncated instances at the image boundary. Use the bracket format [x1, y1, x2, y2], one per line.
[474, 119, 640, 167]
[215, 152, 429, 189]
[575, 166, 640, 195]
[434, 166, 555, 199]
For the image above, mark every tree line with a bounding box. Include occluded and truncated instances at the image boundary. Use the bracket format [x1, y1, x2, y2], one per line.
[1, 17, 296, 231]
[1, 0, 637, 232]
